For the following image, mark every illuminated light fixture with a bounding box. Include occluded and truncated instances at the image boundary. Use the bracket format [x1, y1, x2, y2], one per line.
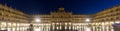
[86, 18, 90, 22]
[35, 18, 40, 22]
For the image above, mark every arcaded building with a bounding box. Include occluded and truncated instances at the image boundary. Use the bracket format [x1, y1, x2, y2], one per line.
[91, 5, 120, 31]
[31, 8, 90, 31]
[0, 4, 30, 31]
[0, 4, 120, 31]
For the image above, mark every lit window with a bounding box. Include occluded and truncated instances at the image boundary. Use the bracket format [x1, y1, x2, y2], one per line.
[65, 23, 67, 25]
[56, 23, 59, 25]
[69, 26, 71, 29]
[60, 26, 62, 29]
[34, 28, 40, 31]
[115, 21, 120, 23]
[53, 26, 55, 29]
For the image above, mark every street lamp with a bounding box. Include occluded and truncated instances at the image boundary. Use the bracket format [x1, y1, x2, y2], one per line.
[35, 18, 40, 22]
[86, 18, 90, 22]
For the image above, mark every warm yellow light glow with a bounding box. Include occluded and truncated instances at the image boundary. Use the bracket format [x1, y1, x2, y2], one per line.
[85, 27, 91, 31]
[86, 18, 90, 22]
[102, 22, 104, 25]
[65, 23, 67, 25]
[56, 23, 59, 25]
[115, 21, 120, 23]
[105, 22, 109, 25]
[1, 28, 6, 30]
[34, 28, 40, 31]
[73, 26, 75, 29]
[8, 23, 12, 27]
[60, 26, 62, 29]
[52, 23, 55, 25]
[1, 22, 6, 27]
[7, 28, 11, 31]
[53, 26, 55, 29]
[69, 26, 71, 29]
[1, 22, 6, 25]
[65, 26, 67, 29]
[13, 23, 16, 26]
[35, 18, 40, 22]
[57, 27, 59, 29]
[12, 28, 15, 31]
[69, 22, 71, 24]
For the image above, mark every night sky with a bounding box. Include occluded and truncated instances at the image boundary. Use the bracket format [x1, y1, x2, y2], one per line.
[0, 0, 120, 15]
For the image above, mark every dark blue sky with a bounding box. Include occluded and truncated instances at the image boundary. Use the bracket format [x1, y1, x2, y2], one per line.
[0, 0, 120, 15]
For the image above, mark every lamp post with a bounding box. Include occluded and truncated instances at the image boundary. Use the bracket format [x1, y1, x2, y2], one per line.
[86, 18, 90, 22]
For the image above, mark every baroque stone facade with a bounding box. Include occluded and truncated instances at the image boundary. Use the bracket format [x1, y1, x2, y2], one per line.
[0, 4, 30, 31]
[0, 4, 120, 31]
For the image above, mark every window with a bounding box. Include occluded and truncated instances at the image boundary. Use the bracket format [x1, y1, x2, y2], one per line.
[116, 9, 120, 11]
